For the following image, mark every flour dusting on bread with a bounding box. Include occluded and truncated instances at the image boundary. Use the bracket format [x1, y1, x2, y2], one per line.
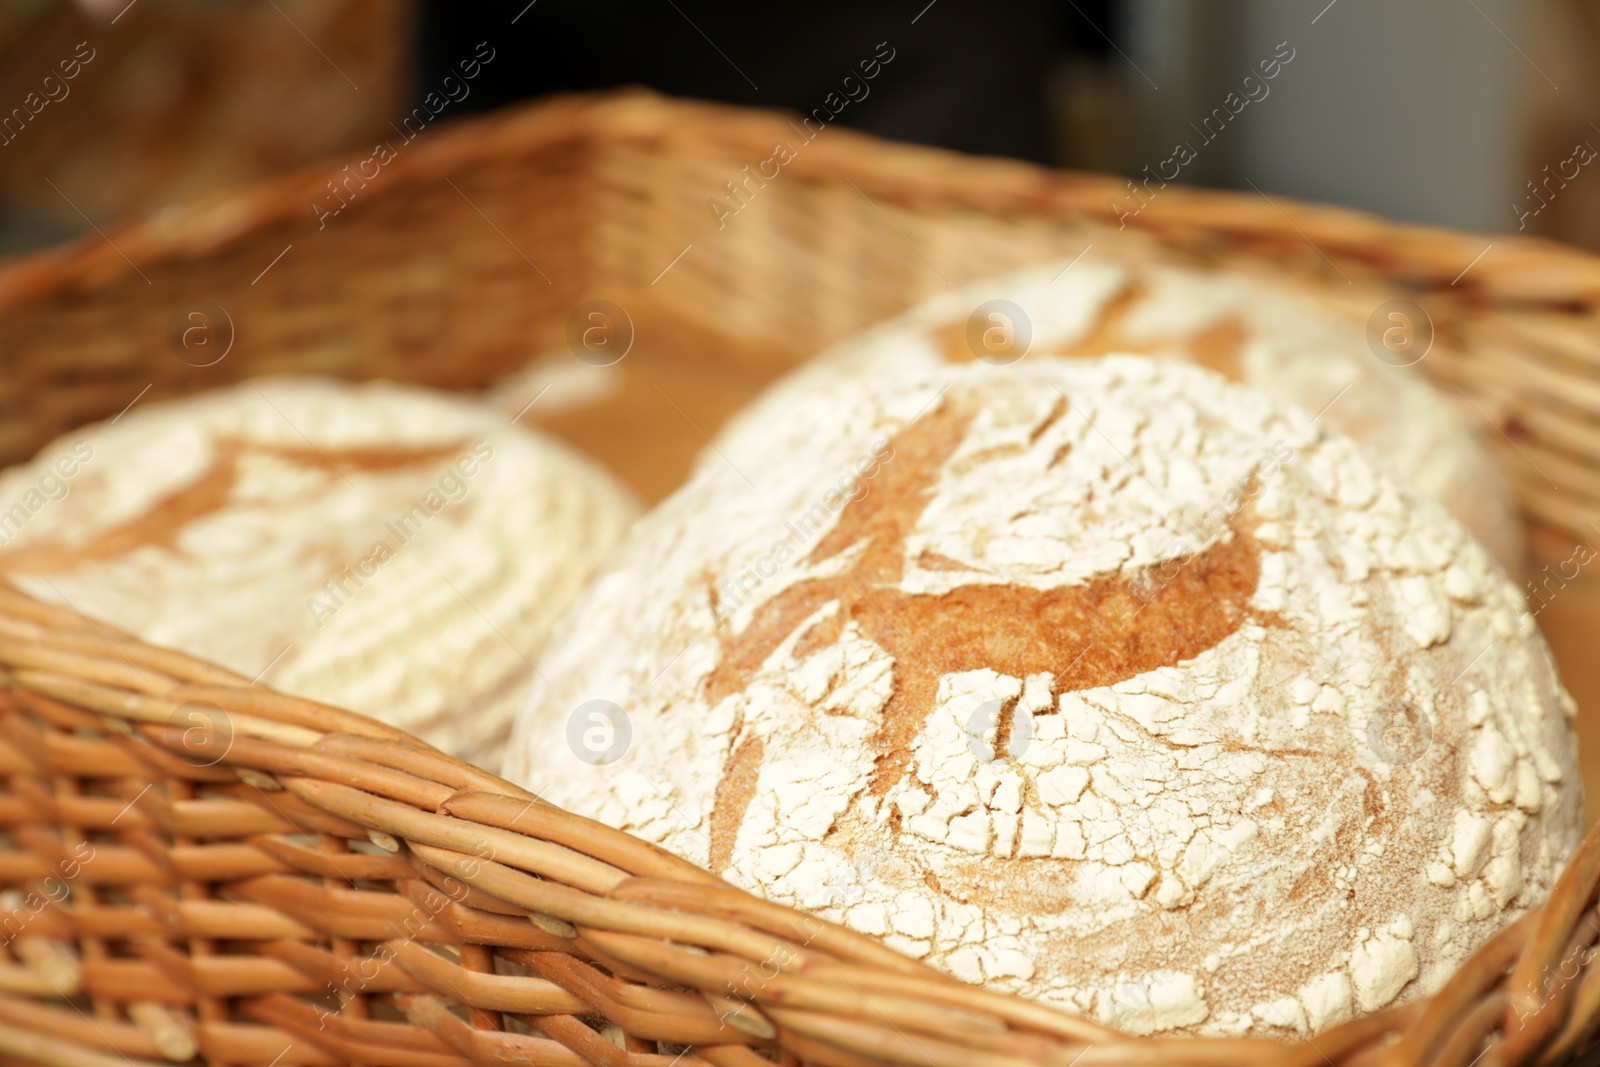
[506, 355, 1579, 1036]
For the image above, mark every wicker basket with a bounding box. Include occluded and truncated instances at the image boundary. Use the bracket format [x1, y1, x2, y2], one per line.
[1, 89, 1600, 1066]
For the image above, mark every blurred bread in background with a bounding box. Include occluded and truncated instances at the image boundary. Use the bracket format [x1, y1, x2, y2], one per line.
[0, 376, 638, 766]
[724, 253, 1526, 574]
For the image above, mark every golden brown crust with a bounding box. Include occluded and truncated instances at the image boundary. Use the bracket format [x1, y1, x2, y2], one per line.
[709, 735, 766, 873]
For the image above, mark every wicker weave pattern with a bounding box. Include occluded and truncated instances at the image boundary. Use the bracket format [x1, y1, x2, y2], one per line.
[0, 581, 1597, 1067]
[0, 92, 1598, 550]
[2, 91, 1600, 1066]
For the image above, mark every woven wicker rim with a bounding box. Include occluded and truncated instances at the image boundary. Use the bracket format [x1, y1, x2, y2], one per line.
[5, 91, 1600, 310]
[0, 576, 1597, 1066]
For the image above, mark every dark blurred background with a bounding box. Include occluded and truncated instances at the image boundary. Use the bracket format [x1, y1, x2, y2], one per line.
[0, 0, 1595, 254]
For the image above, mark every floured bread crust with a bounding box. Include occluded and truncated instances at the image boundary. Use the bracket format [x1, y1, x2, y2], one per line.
[505, 356, 1581, 1037]
[0, 377, 638, 766]
[714, 255, 1523, 574]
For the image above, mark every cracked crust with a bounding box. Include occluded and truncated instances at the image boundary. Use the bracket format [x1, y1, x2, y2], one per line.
[705, 398, 1266, 799]
[505, 356, 1581, 1037]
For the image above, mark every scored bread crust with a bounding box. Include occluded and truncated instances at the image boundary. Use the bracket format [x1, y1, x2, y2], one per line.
[713, 253, 1524, 576]
[506, 355, 1580, 1037]
[0, 377, 639, 766]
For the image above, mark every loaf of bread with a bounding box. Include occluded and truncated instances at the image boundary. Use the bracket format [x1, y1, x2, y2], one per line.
[505, 355, 1580, 1036]
[0, 377, 638, 766]
[722, 254, 1523, 573]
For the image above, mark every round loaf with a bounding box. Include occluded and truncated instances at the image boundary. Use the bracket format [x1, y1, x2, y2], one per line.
[505, 355, 1581, 1037]
[0, 377, 638, 766]
[720, 254, 1523, 573]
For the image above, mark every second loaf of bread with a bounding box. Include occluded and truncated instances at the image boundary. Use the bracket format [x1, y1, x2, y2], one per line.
[716, 253, 1525, 573]
[0, 376, 639, 766]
